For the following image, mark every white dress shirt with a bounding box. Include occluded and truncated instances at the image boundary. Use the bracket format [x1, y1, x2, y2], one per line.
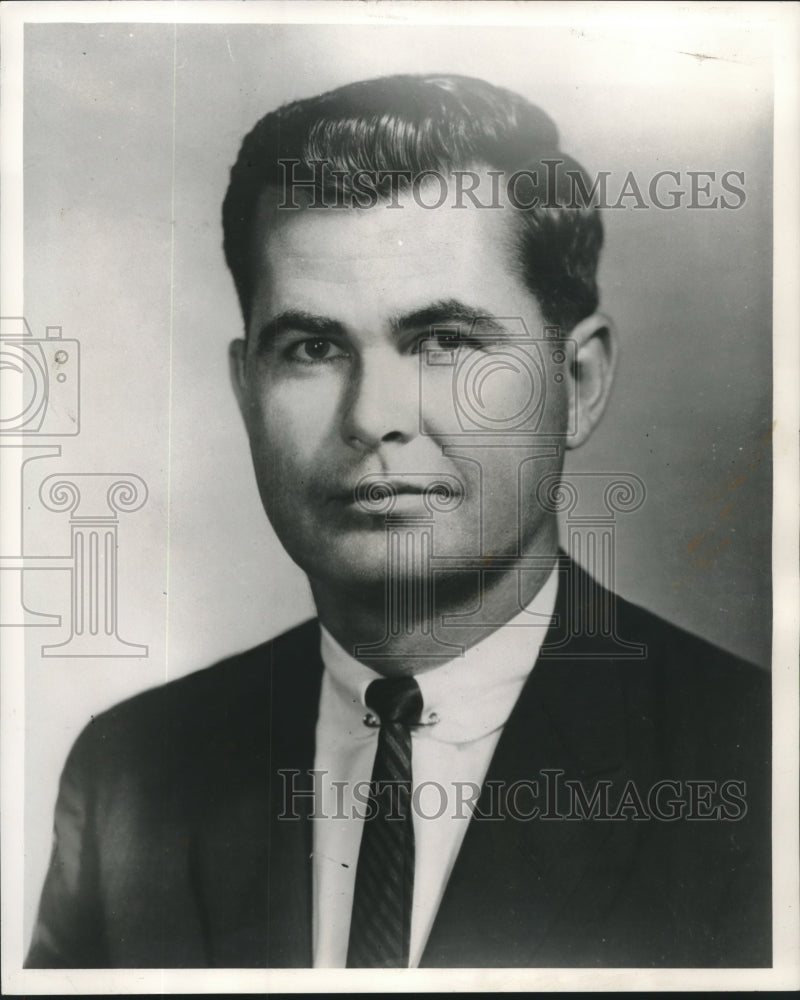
[312, 567, 559, 967]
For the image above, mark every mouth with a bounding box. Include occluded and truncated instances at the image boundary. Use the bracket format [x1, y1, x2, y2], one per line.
[330, 481, 426, 500]
[329, 473, 465, 515]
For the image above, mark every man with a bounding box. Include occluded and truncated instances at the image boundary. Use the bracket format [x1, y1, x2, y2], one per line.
[27, 74, 770, 969]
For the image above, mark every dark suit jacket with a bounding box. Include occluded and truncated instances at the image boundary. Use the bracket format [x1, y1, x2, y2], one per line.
[26, 560, 771, 968]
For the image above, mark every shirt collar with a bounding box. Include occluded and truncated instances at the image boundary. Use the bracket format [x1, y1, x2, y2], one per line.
[319, 567, 559, 745]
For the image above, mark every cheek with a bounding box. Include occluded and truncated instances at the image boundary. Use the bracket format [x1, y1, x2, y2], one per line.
[422, 347, 563, 436]
[479, 351, 568, 435]
[535, 367, 568, 435]
[473, 365, 542, 427]
[246, 376, 342, 466]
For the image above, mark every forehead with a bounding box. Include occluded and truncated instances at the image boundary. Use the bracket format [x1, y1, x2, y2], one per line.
[249, 184, 536, 327]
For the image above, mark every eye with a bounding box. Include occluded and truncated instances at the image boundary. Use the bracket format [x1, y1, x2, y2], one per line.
[413, 331, 486, 357]
[286, 338, 349, 364]
[411, 331, 461, 356]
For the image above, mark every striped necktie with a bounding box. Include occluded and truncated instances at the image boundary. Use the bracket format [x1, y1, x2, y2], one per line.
[346, 675, 423, 968]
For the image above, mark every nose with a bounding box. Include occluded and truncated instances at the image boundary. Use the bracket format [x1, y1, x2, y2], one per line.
[341, 350, 420, 450]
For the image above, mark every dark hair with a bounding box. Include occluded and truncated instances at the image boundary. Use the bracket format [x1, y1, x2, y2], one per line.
[222, 74, 603, 332]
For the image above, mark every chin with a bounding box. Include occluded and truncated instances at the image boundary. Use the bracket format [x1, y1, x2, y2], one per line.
[297, 532, 395, 590]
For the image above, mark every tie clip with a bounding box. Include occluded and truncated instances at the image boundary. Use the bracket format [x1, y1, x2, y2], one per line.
[362, 711, 440, 728]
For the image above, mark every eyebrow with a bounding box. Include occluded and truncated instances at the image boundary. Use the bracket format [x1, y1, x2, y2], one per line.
[390, 299, 507, 337]
[255, 298, 506, 350]
[256, 310, 347, 351]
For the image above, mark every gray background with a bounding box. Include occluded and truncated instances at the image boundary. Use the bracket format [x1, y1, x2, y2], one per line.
[22, 21, 772, 944]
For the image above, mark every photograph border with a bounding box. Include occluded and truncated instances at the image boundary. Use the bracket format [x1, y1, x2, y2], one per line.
[2, 0, 798, 993]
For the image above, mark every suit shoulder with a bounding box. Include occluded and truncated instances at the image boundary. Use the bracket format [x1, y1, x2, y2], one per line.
[558, 559, 768, 704]
[614, 590, 768, 690]
[69, 618, 321, 769]
[610, 592, 770, 770]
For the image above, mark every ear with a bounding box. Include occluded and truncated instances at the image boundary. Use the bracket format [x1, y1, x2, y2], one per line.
[565, 312, 617, 450]
[228, 338, 248, 417]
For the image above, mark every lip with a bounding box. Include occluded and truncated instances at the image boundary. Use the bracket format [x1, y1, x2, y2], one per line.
[325, 475, 467, 524]
[328, 478, 464, 503]
[330, 484, 424, 502]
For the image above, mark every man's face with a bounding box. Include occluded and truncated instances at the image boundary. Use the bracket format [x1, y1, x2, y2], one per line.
[231, 182, 569, 594]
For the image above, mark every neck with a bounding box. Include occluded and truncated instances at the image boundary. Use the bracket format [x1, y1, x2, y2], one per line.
[310, 527, 559, 678]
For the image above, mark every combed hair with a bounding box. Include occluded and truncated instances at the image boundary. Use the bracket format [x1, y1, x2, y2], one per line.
[222, 74, 603, 332]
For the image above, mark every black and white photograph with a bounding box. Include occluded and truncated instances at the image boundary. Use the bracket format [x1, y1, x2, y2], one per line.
[1, 0, 798, 992]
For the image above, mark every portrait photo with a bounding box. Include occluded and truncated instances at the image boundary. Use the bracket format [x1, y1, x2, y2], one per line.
[2, 1, 797, 994]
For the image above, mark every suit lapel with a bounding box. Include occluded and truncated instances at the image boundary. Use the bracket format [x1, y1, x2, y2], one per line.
[421, 561, 645, 967]
[263, 623, 323, 967]
[192, 623, 323, 967]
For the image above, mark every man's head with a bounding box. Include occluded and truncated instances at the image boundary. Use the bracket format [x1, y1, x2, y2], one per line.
[223, 75, 616, 600]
